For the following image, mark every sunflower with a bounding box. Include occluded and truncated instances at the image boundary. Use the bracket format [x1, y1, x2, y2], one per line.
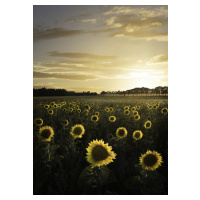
[44, 104, 49, 109]
[95, 112, 99, 116]
[53, 104, 57, 108]
[63, 108, 67, 112]
[69, 108, 73, 112]
[105, 107, 109, 112]
[133, 111, 138, 116]
[86, 139, 117, 168]
[77, 109, 81, 113]
[51, 102, 55, 106]
[38, 126, 54, 142]
[153, 105, 157, 109]
[91, 115, 99, 122]
[161, 108, 168, 114]
[148, 105, 153, 109]
[58, 104, 62, 107]
[131, 107, 136, 112]
[70, 124, 85, 138]
[133, 130, 143, 140]
[134, 114, 140, 121]
[116, 127, 128, 138]
[136, 106, 140, 110]
[109, 107, 114, 112]
[144, 120, 152, 129]
[124, 110, 130, 115]
[139, 150, 163, 171]
[48, 110, 53, 115]
[109, 116, 116, 122]
[124, 106, 129, 110]
[34, 118, 43, 126]
[63, 120, 69, 126]
[85, 105, 90, 110]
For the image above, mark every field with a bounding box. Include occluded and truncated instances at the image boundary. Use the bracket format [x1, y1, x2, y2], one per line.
[33, 96, 168, 195]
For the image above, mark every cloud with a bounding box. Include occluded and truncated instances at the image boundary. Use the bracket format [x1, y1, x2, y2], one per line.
[65, 13, 91, 22]
[99, 6, 168, 41]
[33, 71, 97, 80]
[33, 27, 85, 41]
[48, 51, 118, 60]
[81, 19, 96, 24]
[147, 54, 168, 65]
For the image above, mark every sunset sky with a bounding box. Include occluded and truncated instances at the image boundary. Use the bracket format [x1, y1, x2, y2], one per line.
[33, 5, 168, 93]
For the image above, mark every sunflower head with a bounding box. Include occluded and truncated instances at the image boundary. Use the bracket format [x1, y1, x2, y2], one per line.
[139, 150, 163, 171]
[148, 105, 153, 109]
[69, 108, 73, 112]
[153, 105, 157, 109]
[161, 108, 168, 114]
[134, 114, 140, 121]
[70, 124, 85, 138]
[34, 118, 43, 126]
[109, 107, 114, 112]
[86, 139, 117, 168]
[105, 107, 109, 112]
[38, 126, 54, 142]
[116, 127, 128, 138]
[133, 111, 138, 116]
[95, 112, 99, 116]
[109, 116, 116, 122]
[53, 104, 57, 108]
[77, 109, 81, 113]
[131, 107, 136, 112]
[48, 110, 53, 115]
[124, 106, 130, 110]
[44, 104, 49, 109]
[91, 115, 99, 122]
[124, 110, 130, 115]
[136, 106, 140, 110]
[63, 108, 67, 112]
[63, 120, 69, 126]
[144, 120, 152, 129]
[133, 130, 143, 140]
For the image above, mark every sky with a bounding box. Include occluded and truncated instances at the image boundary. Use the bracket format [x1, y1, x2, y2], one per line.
[33, 5, 168, 93]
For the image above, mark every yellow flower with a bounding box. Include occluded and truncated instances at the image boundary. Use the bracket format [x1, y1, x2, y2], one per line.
[53, 104, 57, 108]
[124, 110, 130, 115]
[109, 107, 114, 112]
[105, 107, 109, 112]
[69, 108, 73, 112]
[86, 139, 117, 168]
[63, 108, 67, 112]
[48, 110, 53, 115]
[70, 124, 85, 139]
[77, 109, 81, 113]
[95, 112, 99, 116]
[116, 127, 128, 138]
[161, 108, 168, 114]
[44, 104, 49, 109]
[139, 150, 163, 171]
[38, 126, 54, 142]
[133, 130, 143, 140]
[91, 115, 99, 122]
[134, 114, 140, 121]
[148, 105, 153, 109]
[34, 118, 43, 126]
[51, 102, 55, 107]
[133, 111, 138, 116]
[153, 105, 157, 109]
[109, 116, 116, 122]
[124, 106, 129, 110]
[136, 106, 140, 110]
[63, 120, 69, 126]
[144, 120, 152, 129]
[131, 107, 136, 112]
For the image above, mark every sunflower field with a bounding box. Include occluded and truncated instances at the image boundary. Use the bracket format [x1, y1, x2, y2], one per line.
[33, 96, 168, 195]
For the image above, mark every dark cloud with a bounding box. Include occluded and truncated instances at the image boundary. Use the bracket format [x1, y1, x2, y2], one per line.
[33, 71, 97, 80]
[33, 27, 85, 41]
[48, 51, 118, 60]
